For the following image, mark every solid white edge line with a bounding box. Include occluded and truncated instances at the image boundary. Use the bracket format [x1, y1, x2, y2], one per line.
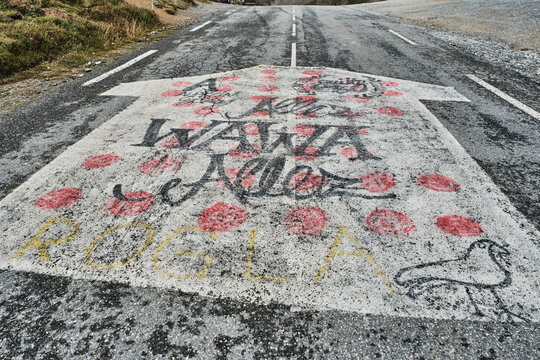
[82, 50, 158, 87]
[466, 74, 540, 120]
[292, 23, 296, 37]
[388, 29, 418, 46]
[291, 43, 297, 67]
[190, 20, 212, 32]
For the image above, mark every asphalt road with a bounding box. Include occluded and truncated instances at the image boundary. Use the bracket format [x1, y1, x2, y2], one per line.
[0, 5, 539, 359]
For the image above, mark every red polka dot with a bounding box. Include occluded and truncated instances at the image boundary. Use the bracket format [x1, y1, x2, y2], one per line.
[161, 90, 183, 97]
[298, 85, 313, 92]
[244, 123, 259, 135]
[292, 146, 320, 161]
[292, 124, 315, 136]
[198, 202, 247, 232]
[161, 138, 179, 148]
[345, 95, 370, 103]
[194, 107, 219, 116]
[340, 146, 358, 160]
[364, 209, 416, 237]
[253, 110, 270, 117]
[105, 191, 154, 216]
[338, 111, 364, 119]
[358, 128, 368, 135]
[379, 81, 399, 87]
[84, 154, 120, 169]
[359, 172, 397, 193]
[260, 69, 278, 74]
[229, 145, 261, 159]
[251, 95, 277, 103]
[302, 70, 323, 76]
[202, 95, 226, 102]
[288, 171, 326, 192]
[217, 168, 256, 189]
[383, 90, 403, 96]
[285, 206, 327, 236]
[299, 77, 320, 83]
[418, 174, 461, 192]
[377, 107, 404, 116]
[436, 215, 483, 237]
[260, 76, 278, 82]
[172, 100, 196, 108]
[172, 81, 193, 87]
[221, 75, 239, 81]
[179, 121, 209, 131]
[35, 188, 83, 210]
[138, 157, 182, 174]
[295, 95, 317, 104]
[217, 85, 234, 92]
[295, 110, 317, 119]
[257, 85, 278, 92]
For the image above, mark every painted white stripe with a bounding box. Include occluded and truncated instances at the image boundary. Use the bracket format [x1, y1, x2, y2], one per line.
[292, 23, 296, 37]
[190, 20, 212, 32]
[466, 74, 540, 120]
[293, 14, 295, 21]
[291, 43, 296, 67]
[225, 11, 232, 15]
[388, 29, 418, 46]
[82, 50, 158, 87]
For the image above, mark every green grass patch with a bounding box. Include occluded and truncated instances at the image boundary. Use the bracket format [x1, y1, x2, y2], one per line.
[0, 0, 165, 81]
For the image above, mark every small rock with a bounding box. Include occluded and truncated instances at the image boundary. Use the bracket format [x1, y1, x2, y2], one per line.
[84, 68, 92, 72]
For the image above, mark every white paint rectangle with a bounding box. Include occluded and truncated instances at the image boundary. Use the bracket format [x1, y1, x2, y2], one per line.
[292, 23, 296, 37]
[291, 43, 297, 67]
[388, 29, 418, 46]
[82, 50, 158, 87]
[466, 74, 540, 120]
[190, 21, 212, 32]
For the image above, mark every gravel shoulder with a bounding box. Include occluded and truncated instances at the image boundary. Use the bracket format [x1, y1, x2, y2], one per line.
[355, 0, 540, 81]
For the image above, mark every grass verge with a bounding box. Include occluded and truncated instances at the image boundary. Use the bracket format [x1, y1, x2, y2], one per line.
[0, 0, 195, 83]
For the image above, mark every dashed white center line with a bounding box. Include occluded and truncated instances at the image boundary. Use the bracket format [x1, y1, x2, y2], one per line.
[291, 43, 297, 67]
[190, 20, 212, 32]
[225, 11, 232, 15]
[466, 74, 540, 120]
[82, 50, 158, 87]
[388, 29, 418, 46]
[292, 23, 296, 37]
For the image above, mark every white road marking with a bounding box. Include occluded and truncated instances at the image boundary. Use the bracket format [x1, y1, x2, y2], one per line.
[292, 23, 296, 37]
[82, 50, 158, 87]
[291, 43, 296, 67]
[388, 29, 418, 46]
[3, 66, 539, 323]
[225, 11, 232, 15]
[190, 20, 212, 32]
[466, 74, 540, 120]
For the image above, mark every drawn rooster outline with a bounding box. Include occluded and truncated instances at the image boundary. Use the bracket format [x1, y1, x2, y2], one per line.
[394, 239, 529, 323]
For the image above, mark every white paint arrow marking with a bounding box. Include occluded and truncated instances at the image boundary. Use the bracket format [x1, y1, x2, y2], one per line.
[466, 74, 540, 120]
[82, 50, 158, 87]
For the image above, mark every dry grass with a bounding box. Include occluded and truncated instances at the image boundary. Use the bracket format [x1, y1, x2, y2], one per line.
[0, 0, 189, 82]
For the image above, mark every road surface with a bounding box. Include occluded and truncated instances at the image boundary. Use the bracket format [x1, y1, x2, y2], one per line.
[0, 5, 539, 358]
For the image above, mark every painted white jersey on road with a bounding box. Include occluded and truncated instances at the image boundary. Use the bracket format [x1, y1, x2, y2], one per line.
[1, 66, 538, 323]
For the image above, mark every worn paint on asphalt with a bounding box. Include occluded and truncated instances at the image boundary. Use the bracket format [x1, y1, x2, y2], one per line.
[1, 66, 539, 323]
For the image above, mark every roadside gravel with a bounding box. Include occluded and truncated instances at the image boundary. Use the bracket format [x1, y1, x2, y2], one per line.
[357, 0, 540, 81]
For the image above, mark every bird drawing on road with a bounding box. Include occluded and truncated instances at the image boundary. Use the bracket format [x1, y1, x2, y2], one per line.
[394, 239, 529, 323]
